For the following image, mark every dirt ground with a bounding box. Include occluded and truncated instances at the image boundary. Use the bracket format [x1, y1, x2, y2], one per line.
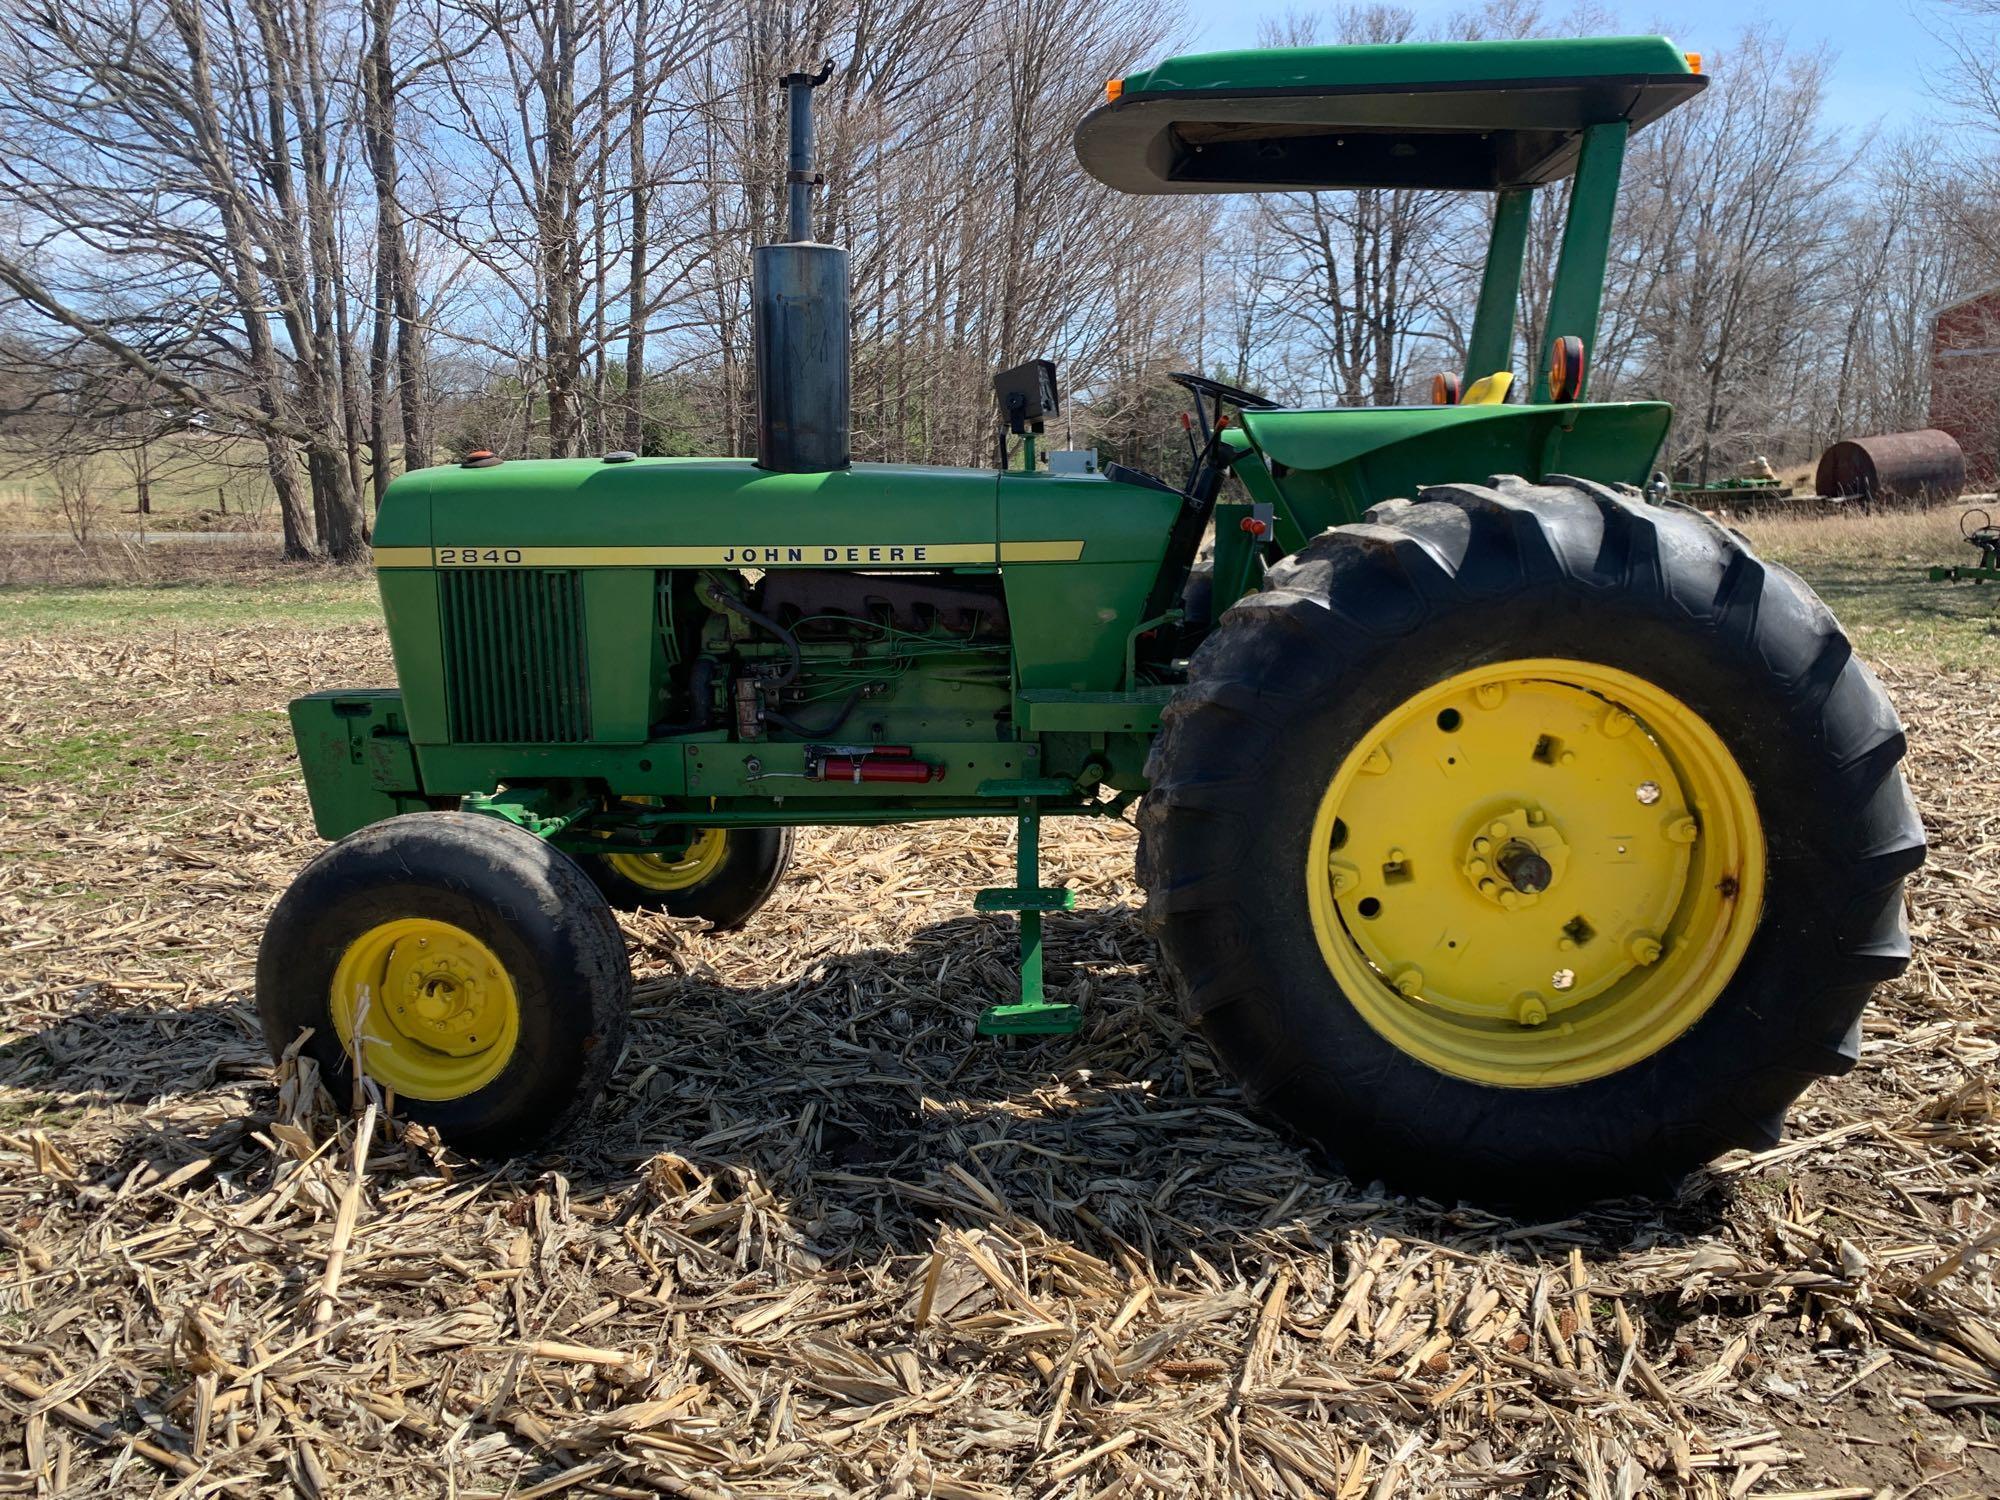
[1, 531, 1996, 1497]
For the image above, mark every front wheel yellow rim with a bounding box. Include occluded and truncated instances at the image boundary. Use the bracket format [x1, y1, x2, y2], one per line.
[1306, 659, 1765, 1087]
[330, 917, 521, 1101]
[605, 828, 728, 892]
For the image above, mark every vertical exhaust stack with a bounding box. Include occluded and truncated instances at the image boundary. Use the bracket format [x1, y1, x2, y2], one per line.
[754, 64, 850, 473]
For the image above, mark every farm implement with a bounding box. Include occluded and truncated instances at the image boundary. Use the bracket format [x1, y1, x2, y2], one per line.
[1931, 508, 2000, 583]
[259, 38, 1923, 1203]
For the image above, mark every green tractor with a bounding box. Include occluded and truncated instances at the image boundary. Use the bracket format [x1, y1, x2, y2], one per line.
[259, 37, 1924, 1202]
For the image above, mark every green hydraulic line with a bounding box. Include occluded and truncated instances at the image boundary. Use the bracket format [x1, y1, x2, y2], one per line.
[1534, 121, 1627, 402]
[1464, 187, 1532, 388]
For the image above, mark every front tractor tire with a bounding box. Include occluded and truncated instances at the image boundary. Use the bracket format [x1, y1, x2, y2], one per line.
[257, 812, 632, 1156]
[1140, 476, 1925, 1205]
[580, 825, 794, 929]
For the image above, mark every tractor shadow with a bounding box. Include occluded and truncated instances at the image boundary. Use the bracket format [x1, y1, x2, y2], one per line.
[541, 905, 1738, 1277]
[0, 988, 276, 1187]
[8, 907, 1736, 1277]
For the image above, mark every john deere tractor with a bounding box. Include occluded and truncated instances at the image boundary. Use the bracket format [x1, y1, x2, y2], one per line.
[259, 38, 1924, 1202]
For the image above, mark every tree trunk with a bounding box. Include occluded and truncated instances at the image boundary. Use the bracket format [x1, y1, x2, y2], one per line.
[539, 0, 581, 457]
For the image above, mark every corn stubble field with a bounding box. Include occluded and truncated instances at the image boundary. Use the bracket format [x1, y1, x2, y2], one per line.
[1, 515, 1996, 1498]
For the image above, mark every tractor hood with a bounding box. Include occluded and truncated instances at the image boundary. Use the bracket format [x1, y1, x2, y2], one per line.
[371, 458, 1003, 567]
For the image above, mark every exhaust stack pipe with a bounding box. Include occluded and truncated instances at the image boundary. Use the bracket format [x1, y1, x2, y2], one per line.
[753, 63, 850, 474]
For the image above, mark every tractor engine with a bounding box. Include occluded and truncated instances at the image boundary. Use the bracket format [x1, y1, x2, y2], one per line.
[665, 569, 1014, 776]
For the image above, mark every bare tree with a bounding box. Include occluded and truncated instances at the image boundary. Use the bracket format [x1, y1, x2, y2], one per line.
[0, 0, 369, 558]
[1594, 30, 1851, 480]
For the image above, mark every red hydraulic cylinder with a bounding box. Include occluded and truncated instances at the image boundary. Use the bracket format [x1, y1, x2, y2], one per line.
[815, 757, 944, 783]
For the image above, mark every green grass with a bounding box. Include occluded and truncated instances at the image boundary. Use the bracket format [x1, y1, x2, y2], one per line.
[0, 709, 289, 792]
[0, 434, 285, 531]
[1739, 507, 2000, 674]
[0, 570, 380, 631]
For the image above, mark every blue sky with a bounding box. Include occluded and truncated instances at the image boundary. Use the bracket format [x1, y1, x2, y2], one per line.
[1178, 0, 1949, 134]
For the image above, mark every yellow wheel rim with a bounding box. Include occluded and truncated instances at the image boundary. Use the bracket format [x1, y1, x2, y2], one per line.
[1305, 659, 1765, 1087]
[605, 827, 728, 892]
[330, 918, 520, 1101]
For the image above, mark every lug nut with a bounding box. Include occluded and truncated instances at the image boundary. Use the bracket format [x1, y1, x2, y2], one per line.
[1394, 968, 1425, 997]
[1475, 683, 1506, 709]
[1628, 933, 1663, 965]
[1515, 994, 1549, 1026]
[1602, 706, 1634, 738]
[1666, 816, 1699, 843]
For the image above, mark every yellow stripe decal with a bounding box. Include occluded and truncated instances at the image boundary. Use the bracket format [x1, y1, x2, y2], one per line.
[378, 541, 1087, 569]
[999, 540, 1086, 562]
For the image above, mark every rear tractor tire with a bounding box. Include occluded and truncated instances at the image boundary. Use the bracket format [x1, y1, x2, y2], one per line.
[580, 825, 794, 929]
[256, 812, 632, 1156]
[1139, 475, 1925, 1204]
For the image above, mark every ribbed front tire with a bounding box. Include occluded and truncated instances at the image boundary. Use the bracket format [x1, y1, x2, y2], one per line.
[1138, 476, 1924, 1204]
[258, 812, 632, 1155]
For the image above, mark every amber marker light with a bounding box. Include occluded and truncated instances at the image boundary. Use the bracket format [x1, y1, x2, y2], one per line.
[1685, 52, 1702, 74]
[1105, 78, 1124, 102]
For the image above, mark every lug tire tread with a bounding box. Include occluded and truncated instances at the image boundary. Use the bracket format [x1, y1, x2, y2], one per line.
[1138, 476, 1924, 1203]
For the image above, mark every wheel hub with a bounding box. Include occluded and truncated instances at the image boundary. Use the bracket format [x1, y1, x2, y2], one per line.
[393, 951, 507, 1057]
[1305, 660, 1765, 1086]
[330, 918, 521, 1099]
[1461, 806, 1568, 909]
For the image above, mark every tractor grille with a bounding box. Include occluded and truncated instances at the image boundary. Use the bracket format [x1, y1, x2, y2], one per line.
[438, 569, 591, 742]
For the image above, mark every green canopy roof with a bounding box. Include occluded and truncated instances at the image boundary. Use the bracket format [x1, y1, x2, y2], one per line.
[1075, 36, 1704, 193]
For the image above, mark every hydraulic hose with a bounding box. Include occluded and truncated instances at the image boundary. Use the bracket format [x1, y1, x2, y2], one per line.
[705, 583, 877, 738]
[765, 688, 866, 738]
[706, 584, 801, 687]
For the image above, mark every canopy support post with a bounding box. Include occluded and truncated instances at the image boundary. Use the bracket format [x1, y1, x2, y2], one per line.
[1464, 187, 1532, 387]
[1534, 121, 1627, 402]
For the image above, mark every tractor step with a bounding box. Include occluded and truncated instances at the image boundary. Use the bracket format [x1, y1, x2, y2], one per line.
[978, 999, 1084, 1036]
[974, 796, 1084, 1039]
[974, 886, 1076, 913]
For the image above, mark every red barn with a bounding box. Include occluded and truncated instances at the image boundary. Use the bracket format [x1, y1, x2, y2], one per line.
[1932, 284, 2000, 491]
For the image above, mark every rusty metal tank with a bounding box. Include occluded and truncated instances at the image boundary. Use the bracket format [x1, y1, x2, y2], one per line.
[1814, 429, 1965, 503]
